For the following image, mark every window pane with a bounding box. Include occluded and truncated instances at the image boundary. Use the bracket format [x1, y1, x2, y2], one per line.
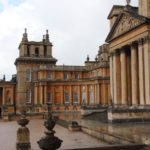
[26, 90, 31, 103]
[73, 93, 78, 103]
[75, 73, 78, 79]
[64, 92, 69, 103]
[64, 73, 68, 79]
[47, 92, 51, 103]
[47, 72, 51, 80]
[26, 69, 31, 81]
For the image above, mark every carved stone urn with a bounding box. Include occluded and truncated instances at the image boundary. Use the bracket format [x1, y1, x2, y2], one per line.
[37, 113, 63, 150]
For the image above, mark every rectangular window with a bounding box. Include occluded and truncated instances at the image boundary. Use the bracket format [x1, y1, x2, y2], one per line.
[82, 92, 86, 104]
[75, 73, 79, 79]
[44, 45, 47, 57]
[64, 92, 69, 104]
[26, 89, 31, 103]
[27, 45, 30, 56]
[73, 92, 78, 103]
[47, 72, 51, 80]
[64, 73, 68, 80]
[26, 69, 31, 82]
[35, 47, 39, 57]
[47, 92, 51, 103]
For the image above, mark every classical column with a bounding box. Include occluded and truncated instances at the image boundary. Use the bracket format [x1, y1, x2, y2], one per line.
[110, 54, 114, 103]
[138, 39, 145, 105]
[120, 48, 127, 105]
[78, 85, 81, 104]
[34, 85, 38, 105]
[39, 84, 43, 104]
[69, 85, 72, 104]
[94, 84, 97, 105]
[44, 85, 47, 104]
[131, 43, 139, 105]
[61, 86, 64, 105]
[113, 51, 121, 105]
[144, 37, 150, 105]
[86, 85, 89, 105]
[11, 87, 14, 105]
[97, 84, 100, 104]
[2, 87, 6, 105]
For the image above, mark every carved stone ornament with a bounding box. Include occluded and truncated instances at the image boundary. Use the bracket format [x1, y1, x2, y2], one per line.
[37, 113, 62, 150]
[111, 14, 145, 40]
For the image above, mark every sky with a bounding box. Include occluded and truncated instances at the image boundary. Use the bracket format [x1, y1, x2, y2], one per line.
[0, 0, 138, 80]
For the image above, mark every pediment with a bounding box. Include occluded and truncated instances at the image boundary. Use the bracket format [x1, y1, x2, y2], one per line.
[106, 12, 146, 42]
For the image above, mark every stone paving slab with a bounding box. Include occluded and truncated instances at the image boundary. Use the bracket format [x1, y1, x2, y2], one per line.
[0, 119, 106, 150]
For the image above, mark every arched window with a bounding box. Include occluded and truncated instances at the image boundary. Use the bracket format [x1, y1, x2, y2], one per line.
[26, 89, 31, 103]
[26, 69, 31, 81]
[35, 47, 39, 57]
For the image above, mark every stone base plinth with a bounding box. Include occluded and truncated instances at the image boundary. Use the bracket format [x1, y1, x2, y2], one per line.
[68, 125, 81, 132]
[108, 107, 150, 123]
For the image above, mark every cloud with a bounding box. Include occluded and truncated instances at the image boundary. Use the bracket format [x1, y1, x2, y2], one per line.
[0, 0, 138, 80]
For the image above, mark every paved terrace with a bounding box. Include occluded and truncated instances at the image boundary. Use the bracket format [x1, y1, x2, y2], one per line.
[0, 119, 106, 150]
[57, 112, 150, 146]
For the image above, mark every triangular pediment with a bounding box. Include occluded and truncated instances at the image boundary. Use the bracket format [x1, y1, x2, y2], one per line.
[106, 12, 146, 42]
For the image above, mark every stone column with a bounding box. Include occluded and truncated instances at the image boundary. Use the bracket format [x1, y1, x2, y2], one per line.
[97, 84, 100, 104]
[40, 84, 43, 104]
[94, 84, 97, 105]
[126, 53, 132, 105]
[11, 87, 14, 105]
[2, 87, 6, 105]
[61, 86, 64, 105]
[34, 85, 38, 105]
[44, 85, 47, 104]
[144, 37, 150, 105]
[120, 48, 127, 105]
[69, 85, 72, 104]
[138, 39, 145, 105]
[110, 54, 114, 103]
[86, 85, 89, 105]
[78, 85, 81, 104]
[131, 43, 139, 105]
[113, 51, 121, 105]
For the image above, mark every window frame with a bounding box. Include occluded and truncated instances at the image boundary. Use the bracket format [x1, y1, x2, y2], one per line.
[26, 89, 31, 104]
[26, 69, 31, 82]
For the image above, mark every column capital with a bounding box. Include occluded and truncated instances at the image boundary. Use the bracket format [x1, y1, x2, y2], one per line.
[130, 41, 138, 49]
[143, 35, 150, 43]
[138, 38, 144, 46]
[114, 49, 120, 56]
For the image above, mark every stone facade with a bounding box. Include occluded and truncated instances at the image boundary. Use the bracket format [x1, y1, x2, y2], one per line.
[0, 0, 150, 121]
[0, 30, 110, 115]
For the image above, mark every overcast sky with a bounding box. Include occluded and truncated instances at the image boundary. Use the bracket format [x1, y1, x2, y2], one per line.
[0, 0, 138, 80]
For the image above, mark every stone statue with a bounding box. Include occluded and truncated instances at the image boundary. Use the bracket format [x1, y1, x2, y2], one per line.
[126, 0, 131, 5]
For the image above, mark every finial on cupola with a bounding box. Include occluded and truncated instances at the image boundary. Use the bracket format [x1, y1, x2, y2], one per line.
[46, 29, 49, 42]
[87, 55, 90, 62]
[126, 0, 131, 5]
[22, 28, 28, 42]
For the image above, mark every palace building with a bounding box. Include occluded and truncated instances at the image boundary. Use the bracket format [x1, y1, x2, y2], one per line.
[0, 0, 150, 122]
